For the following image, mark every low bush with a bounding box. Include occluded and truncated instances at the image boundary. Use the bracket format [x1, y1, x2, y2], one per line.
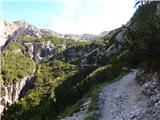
[1, 52, 35, 85]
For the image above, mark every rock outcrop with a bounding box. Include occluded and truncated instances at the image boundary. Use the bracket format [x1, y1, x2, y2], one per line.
[133, 72, 160, 120]
[0, 19, 19, 47]
[23, 40, 63, 63]
[0, 75, 34, 114]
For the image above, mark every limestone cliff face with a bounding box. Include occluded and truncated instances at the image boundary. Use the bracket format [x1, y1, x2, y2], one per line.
[0, 75, 34, 114]
[0, 19, 19, 47]
[23, 41, 63, 63]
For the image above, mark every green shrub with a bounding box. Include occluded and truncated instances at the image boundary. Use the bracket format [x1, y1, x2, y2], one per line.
[5, 42, 25, 52]
[1, 60, 78, 120]
[54, 63, 123, 109]
[1, 52, 35, 85]
[126, 4, 160, 68]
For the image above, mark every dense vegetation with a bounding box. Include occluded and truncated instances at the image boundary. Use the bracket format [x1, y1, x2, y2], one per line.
[1, 51, 35, 85]
[2, 59, 78, 120]
[2, 55, 126, 120]
[1, 33, 129, 119]
[4, 42, 25, 52]
[16, 35, 90, 48]
[126, 1, 160, 71]
[1, 29, 125, 120]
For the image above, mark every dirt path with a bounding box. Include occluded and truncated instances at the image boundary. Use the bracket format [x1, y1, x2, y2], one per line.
[97, 69, 147, 120]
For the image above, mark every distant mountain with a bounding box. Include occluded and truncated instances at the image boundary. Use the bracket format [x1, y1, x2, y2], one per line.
[99, 31, 109, 37]
[64, 31, 109, 41]
[0, 19, 110, 47]
[64, 33, 99, 41]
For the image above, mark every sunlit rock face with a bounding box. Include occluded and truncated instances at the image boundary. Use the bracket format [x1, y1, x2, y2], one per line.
[0, 19, 110, 50]
[0, 19, 19, 47]
[0, 75, 34, 115]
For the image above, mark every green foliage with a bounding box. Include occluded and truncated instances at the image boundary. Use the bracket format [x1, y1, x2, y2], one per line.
[126, 16, 160, 67]
[54, 62, 124, 109]
[16, 36, 62, 45]
[50, 37, 62, 45]
[91, 39, 107, 48]
[2, 60, 77, 120]
[55, 39, 108, 66]
[5, 42, 25, 52]
[2, 41, 126, 119]
[36, 60, 77, 86]
[54, 66, 96, 107]
[124, 2, 160, 69]
[131, 1, 158, 27]
[1, 36, 128, 119]
[84, 113, 96, 120]
[1, 52, 35, 85]
[65, 39, 90, 48]
[16, 36, 35, 43]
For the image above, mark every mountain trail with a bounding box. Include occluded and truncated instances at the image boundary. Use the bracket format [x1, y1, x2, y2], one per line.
[97, 69, 147, 120]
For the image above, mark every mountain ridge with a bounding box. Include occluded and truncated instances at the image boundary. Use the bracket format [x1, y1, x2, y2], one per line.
[0, 19, 109, 48]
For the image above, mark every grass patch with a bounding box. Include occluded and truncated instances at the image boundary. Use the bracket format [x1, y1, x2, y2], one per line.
[58, 82, 103, 119]
[57, 100, 82, 119]
[84, 112, 96, 120]
[1, 52, 36, 85]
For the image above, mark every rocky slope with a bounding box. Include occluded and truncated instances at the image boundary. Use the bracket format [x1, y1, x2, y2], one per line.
[97, 70, 160, 120]
[0, 75, 34, 114]
[133, 72, 160, 120]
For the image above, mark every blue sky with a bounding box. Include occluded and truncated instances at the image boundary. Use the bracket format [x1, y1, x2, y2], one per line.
[1, 0, 136, 34]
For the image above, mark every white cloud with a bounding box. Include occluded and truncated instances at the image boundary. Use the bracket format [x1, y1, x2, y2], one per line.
[50, 0, 135, 34]
[2, 0, 136, 34]
[61, 9, 76, 18]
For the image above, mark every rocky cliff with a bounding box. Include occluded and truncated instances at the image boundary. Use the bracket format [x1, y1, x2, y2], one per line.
[0, 19, 19, 47]
[0, 75, 34, 114]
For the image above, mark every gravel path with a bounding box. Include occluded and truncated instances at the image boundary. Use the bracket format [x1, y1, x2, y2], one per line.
[98, 69, 147, 120]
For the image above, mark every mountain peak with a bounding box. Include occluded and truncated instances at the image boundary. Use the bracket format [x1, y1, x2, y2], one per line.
[13, 20, 29, 28]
